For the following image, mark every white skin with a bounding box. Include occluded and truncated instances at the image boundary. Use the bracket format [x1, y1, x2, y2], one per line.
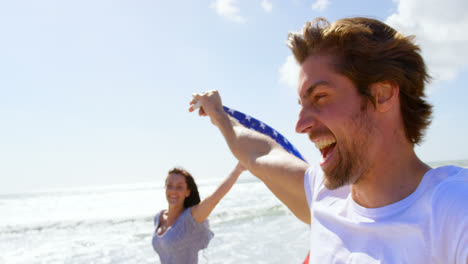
[157, 162, 246, 236]
[189, 53, 430, 224]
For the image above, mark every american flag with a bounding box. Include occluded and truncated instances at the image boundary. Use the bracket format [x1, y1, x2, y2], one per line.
[223, 106, 306, 162]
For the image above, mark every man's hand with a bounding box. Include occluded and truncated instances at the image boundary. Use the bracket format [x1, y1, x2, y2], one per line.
[189, 90, 226, 126]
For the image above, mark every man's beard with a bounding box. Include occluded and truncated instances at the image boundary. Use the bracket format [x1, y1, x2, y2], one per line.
[322, 110, 375, 190]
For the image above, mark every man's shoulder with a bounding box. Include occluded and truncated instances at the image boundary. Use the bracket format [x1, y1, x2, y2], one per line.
[429, 165, 468, 216]
[430, 165, 468, 196]
[427, 166, 468, 263]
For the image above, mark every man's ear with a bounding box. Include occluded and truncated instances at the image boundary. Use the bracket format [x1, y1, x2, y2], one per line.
[370, 81, 399, 112]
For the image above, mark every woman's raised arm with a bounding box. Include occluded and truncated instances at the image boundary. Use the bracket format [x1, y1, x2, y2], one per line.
[190, 162, 246, 223]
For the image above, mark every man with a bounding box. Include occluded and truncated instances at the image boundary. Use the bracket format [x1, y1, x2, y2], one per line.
[189, 17, 467, 263]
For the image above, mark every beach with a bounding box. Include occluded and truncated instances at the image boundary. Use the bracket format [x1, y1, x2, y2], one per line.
[0, 176, 309, 263]
[1, 160, 466, 264]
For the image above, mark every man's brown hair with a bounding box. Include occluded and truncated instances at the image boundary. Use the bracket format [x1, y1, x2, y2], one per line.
[287, 17, 432, 144]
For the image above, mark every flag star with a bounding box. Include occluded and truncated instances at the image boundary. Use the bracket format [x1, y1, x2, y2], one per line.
[260, 123, 266, 130]
[228, 108, 235, 115]
[245, 115, 251, 122]
[283, 138, 289, 144]
[273, 131, 278, 137]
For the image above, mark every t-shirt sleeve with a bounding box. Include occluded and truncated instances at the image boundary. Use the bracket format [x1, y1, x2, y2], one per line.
[154, 210, 162, 227]
[431, 171, 468, 264]
[304, 167, 312, 208]
[304, 164, 321, 208]
[184, 208, 214, 250]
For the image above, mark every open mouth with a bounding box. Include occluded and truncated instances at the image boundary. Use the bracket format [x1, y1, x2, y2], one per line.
[314, 137, 337, 163]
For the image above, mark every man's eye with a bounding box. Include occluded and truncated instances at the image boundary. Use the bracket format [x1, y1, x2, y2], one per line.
[314, 93, 327, 101]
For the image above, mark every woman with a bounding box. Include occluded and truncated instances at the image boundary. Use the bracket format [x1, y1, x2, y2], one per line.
[152, 162, 246, 264]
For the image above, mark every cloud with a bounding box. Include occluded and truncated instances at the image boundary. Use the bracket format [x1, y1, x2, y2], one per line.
[279, 55, 300, 89]
[261, 0, 273, 12]
[311, 0, 330, 11]
[386, 0, 468, 82]
[210, 0, 246, 24]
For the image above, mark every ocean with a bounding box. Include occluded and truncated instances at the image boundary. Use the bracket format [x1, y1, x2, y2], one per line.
[1, 160, 466, 264]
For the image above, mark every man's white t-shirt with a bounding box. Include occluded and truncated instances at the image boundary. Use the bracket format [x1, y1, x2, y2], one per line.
[304, 164, 468, 264]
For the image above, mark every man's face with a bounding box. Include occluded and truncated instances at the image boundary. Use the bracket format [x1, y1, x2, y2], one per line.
[296, 55, 375, 189]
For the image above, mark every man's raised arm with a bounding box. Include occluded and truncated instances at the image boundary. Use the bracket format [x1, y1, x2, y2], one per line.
[189, 90, 310, 224]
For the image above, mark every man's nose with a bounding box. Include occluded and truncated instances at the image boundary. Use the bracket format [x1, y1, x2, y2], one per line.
[295, 107, 317, 134]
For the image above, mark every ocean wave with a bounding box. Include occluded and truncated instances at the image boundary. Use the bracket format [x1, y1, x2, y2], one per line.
[209, 204, 289, 225]
[428, 159, 468, 168]
[0, 177, 260, 199]
[0, 183, 164, 200]
[0, 202, 289, 235]
[0, 215, 153, 235]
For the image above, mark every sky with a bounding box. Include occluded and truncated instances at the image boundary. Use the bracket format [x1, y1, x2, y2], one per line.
[1, 0, 467, 194]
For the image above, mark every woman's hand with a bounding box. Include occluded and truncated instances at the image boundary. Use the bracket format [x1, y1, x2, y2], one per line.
[233, 161, 246, 174]
[190, 162, 246, 223]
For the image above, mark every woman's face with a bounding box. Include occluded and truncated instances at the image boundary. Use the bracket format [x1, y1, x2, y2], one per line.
[165, 173, 191, 207]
